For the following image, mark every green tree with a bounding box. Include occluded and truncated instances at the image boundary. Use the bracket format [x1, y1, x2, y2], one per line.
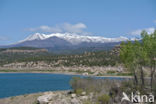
[120, 41, 138, 85]
[120, 30, 156, 92]
[141, 30, 156, 90]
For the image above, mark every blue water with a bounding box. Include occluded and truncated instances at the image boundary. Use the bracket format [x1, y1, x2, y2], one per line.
[0, 73, 125, 98]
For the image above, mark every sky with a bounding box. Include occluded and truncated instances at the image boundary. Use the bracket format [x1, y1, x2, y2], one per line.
[0, 0, 156, 45]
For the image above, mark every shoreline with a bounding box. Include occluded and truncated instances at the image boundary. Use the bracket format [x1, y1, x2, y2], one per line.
[0, 70, 132, 78]
[0, 90, 69, 99]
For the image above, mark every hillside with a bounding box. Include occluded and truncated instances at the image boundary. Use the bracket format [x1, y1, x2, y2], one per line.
[0, 47, 120, 67]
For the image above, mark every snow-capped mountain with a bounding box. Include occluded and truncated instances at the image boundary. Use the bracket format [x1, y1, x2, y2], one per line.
[2, 33, 132, 54]
[19, 33, 129, 45]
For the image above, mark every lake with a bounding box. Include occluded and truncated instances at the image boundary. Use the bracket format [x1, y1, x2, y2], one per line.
[0, 73, 125, 98]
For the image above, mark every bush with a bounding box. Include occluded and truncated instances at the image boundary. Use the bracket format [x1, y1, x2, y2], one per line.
[117, 72, 133, 76]
[107, 70, 116, 74]
[83, 100, 92, 104]
[75, 88, 83, 95]
[98, 94, 110, 104]
[70, 77, 122, 94]
[70, 77, 81, 90]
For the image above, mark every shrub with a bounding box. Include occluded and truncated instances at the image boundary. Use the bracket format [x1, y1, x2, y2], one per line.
[83, 100, 92, 104]
[70, 77, 81, 90]
[75, 88, 83, 95]
[117, 72, 133, 76]
[70, 77, 122, 94]
[107, 70, 116, 74]
[98, 94, 110, 104]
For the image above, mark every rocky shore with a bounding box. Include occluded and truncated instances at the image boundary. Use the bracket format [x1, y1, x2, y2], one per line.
[0, 90, 92, 104]
[37, 91, 91, 104]
[0, 92, 43, 104]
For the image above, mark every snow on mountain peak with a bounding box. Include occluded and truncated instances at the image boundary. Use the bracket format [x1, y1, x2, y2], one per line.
[26, 33, 46, 40]
[19, 33, 129, 45]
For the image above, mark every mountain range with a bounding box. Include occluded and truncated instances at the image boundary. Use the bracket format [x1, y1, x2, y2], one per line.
[1, 33, 133, 54]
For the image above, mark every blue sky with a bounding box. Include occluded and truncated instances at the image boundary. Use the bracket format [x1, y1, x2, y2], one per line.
[0, 0, 156, 45]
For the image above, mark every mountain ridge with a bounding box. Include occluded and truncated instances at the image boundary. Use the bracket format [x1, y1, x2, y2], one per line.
[0, 33, 134, 54]
[18, 33, 130, 45]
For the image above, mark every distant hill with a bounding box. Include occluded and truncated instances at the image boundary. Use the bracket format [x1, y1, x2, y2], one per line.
[0, 49, 120, 67]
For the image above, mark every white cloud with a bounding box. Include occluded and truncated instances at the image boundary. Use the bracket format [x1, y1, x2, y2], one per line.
[62, 23, 86, 33]
[130, 27, 155, 36]
[28, 23, 87, 34]
[29, 25, 62, 33]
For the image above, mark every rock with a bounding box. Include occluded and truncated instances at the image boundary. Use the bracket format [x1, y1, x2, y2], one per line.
[89, 92, 94, 99]
[49, 99, 69, 104]
[67, 90, 73, 95]
[71, 94, 76, 98]
[57, 93, 62, 99]
[82, 72, 88, 76]
[93, 71, 99, 75]
[79, 96, 88, 100]
[60, 99, 69, 104]
[81, 92, 86, 96]
[71, 98, 80, 104]
[37, 93, 54, 104]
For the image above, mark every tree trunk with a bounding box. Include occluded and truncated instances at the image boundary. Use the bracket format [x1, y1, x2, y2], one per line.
[151, 62, 156, 91]
[134, 70, 138, 86]
[140, 66, 145, 88]
[150, 67, 154, 91]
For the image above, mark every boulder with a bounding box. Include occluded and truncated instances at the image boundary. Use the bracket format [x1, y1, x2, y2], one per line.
[49, 99, 69, 104]
[89, 92, 94, 99]
[79, 96, 88, 100]
[82, 72, 88, 76]
[37, 93, 54, 104]
[81, 92, 86, 96]
[71, 98, 80, 104]
[93, 71, 99, 75]
[71, 94, 76, 98]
